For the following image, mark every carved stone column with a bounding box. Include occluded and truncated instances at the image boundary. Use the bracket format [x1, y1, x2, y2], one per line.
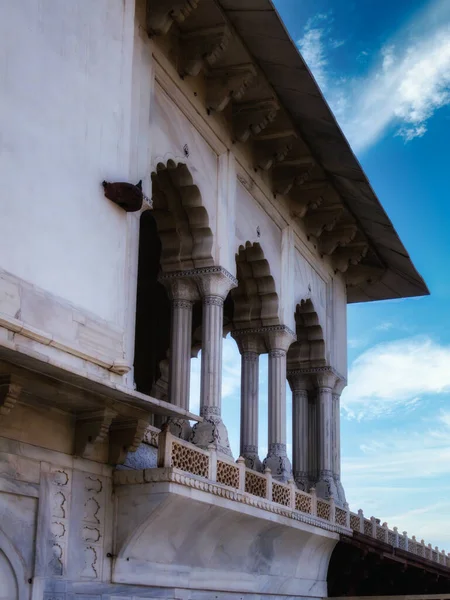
[190, 267, 238, 456]
[308, 391, 318, 488]
[332, 378, 347, 505]
[231, 330, 266, 471]
[263, 326, 296, 482]
[287, 372, 310, 491]
[315, 370, 339, 500]
[160, 274, 199, 439]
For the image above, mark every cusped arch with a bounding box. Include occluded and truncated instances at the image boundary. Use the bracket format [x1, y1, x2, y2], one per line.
[232, 242, 279, 328]
[287, 299, 327, 369]
[151, 160, 214, 272]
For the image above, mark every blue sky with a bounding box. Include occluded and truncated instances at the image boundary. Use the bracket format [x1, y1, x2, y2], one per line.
[195, 0, 450, 550]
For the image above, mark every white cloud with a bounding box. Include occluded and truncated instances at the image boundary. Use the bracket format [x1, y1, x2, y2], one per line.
[296, 2, 450, 151]
[342, 336, 450, 419]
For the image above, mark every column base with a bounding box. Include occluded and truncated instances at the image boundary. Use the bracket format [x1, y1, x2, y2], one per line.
[167, 418, 192, 441]
[335, 478, 347, 506]
[263, 443, 292, 482]
[190, 408, 232, 457]
[315, 472, 339, 501]
[293, 471, 310, 492]
[241, 446, 262, 472]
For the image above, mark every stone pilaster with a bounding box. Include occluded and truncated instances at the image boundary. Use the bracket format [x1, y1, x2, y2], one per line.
[287, 372, 311, 491]
[332, 378, 347, 505]
[315, 370, 339, 501]
[263, 326, 296, 482]
[190, 267, 238, 456]
[232, 331, 266, 471]
[160, 274, 199, 440]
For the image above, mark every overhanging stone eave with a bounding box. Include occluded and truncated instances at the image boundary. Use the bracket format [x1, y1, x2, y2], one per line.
[217, 0, 429, 302]
[0, 341, 201, 421]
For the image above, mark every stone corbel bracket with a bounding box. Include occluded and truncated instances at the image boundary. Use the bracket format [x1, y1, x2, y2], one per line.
[206, 63, 257, 112]
[109, 418, 149, 465]
[319, 223, 358, 256]
[254, 131, 297, 171]
[233, 99, 280, 143]
[273, 160, 315, 196]
[178, 25, 231, 78]
[344, 264, 386, 287]
[146, 0, 200, 37]
[304, 207, 344, 239]
[0, 374, 21, 419]
[75, 408, 118, 459]
[332, 240, 369, 273]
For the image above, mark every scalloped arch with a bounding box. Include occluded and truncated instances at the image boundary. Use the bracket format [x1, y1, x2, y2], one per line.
[0, 529, 27, 600]
[151, 161, 214, 272]
[287, 299, 327, 369]
[232, 242, 279, 328]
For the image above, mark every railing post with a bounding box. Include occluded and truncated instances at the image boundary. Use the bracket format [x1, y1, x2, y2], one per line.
[237, 456, 246, 492]
[310, 487, 317, 517]
[344, 502, 350, 529]
[382, 522, 389, 544]
[435, 546, 439, 563]
[264, 467, 273, 502]
[411, 535, 417, 554]
[403, 532, 408, 552]
[427, 543, 432, 560]
[329, 497, 336, 524]
[393, 526, 399, 548]
[208, 444, 217, 481]
[157, 425, 172, 468]
[371, 517, 377, 539]
[288, 478, 296, 510]
[358, 509, 364, 534]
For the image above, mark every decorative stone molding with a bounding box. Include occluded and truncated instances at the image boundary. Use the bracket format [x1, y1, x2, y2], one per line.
[179, 25, 231, 77]
[273, 162, 315, 196]
[206, 64, 257, 112]
[304, 208, 344, 238]
[333, 241, 369, 273]
[263, 324, 296, 352]
[288, 365, 346, 386]
[319, 223, 358, 255]
[232, 99, 280, 143]
[159, 273, 199, 302]
[146, 0, 199, 36]
[161, 266, 238, 300]
[75, 408, 117, 459]
[109, 418, 149, 465]
[0, 374, 21, 418]
[255, 134, 296, 171]
[114, 466, 350, 536]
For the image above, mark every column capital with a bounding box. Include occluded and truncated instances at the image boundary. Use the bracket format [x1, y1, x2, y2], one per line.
[333, 377, 347, 397]
[231, 329, 267, 354]
[194, 266, 238, 299]
[287, 371, 312, 393]
[287, 366, 345, 391]
[159, 271, 199, 302]
[264, 325, 296, 352]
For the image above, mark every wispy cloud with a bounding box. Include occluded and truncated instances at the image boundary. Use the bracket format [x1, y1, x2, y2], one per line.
[342, 336, 450, 419]
[296, 1, 450, 151]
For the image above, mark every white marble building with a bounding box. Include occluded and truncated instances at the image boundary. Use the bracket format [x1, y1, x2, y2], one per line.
[0, 1, 429, 599]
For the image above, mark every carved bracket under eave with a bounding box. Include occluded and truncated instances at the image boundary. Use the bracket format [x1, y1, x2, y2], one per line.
[232, 99, 280, 143]
[254, 134, 296, 171]
[146, 0, 200, 37]
[178, 25, 231, 77]
[109, 418, 149, 465]
[345, 264, 385, 287]
[319, 223, 358, 256]
[75, 408, 118, 459]
[206, 64, 257, 112]
[333, 241, 369, 273]
[0, 375, 21, 419]
[304, 207, 344, 238]
[272, 161, 315, 196]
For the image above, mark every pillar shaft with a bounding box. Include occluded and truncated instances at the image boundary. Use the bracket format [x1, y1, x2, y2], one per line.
[240, 351, 260, 469]
[268, 349, 287, 449]
[200, 295, 224, 415]
[189, 267, 237, 456]
[168, 299, 193, 411]
[332, 383, 347, 505]
[308, 394, 318, 486]
[292, 388, 309, 491]
[263, 326, 295, 482]
[314, 371, 339, 501]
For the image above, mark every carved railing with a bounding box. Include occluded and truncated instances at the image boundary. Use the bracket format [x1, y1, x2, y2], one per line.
[141, 428, 450, 567]
[156, 429, 345, 529]
[348, 508, 450, 568]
